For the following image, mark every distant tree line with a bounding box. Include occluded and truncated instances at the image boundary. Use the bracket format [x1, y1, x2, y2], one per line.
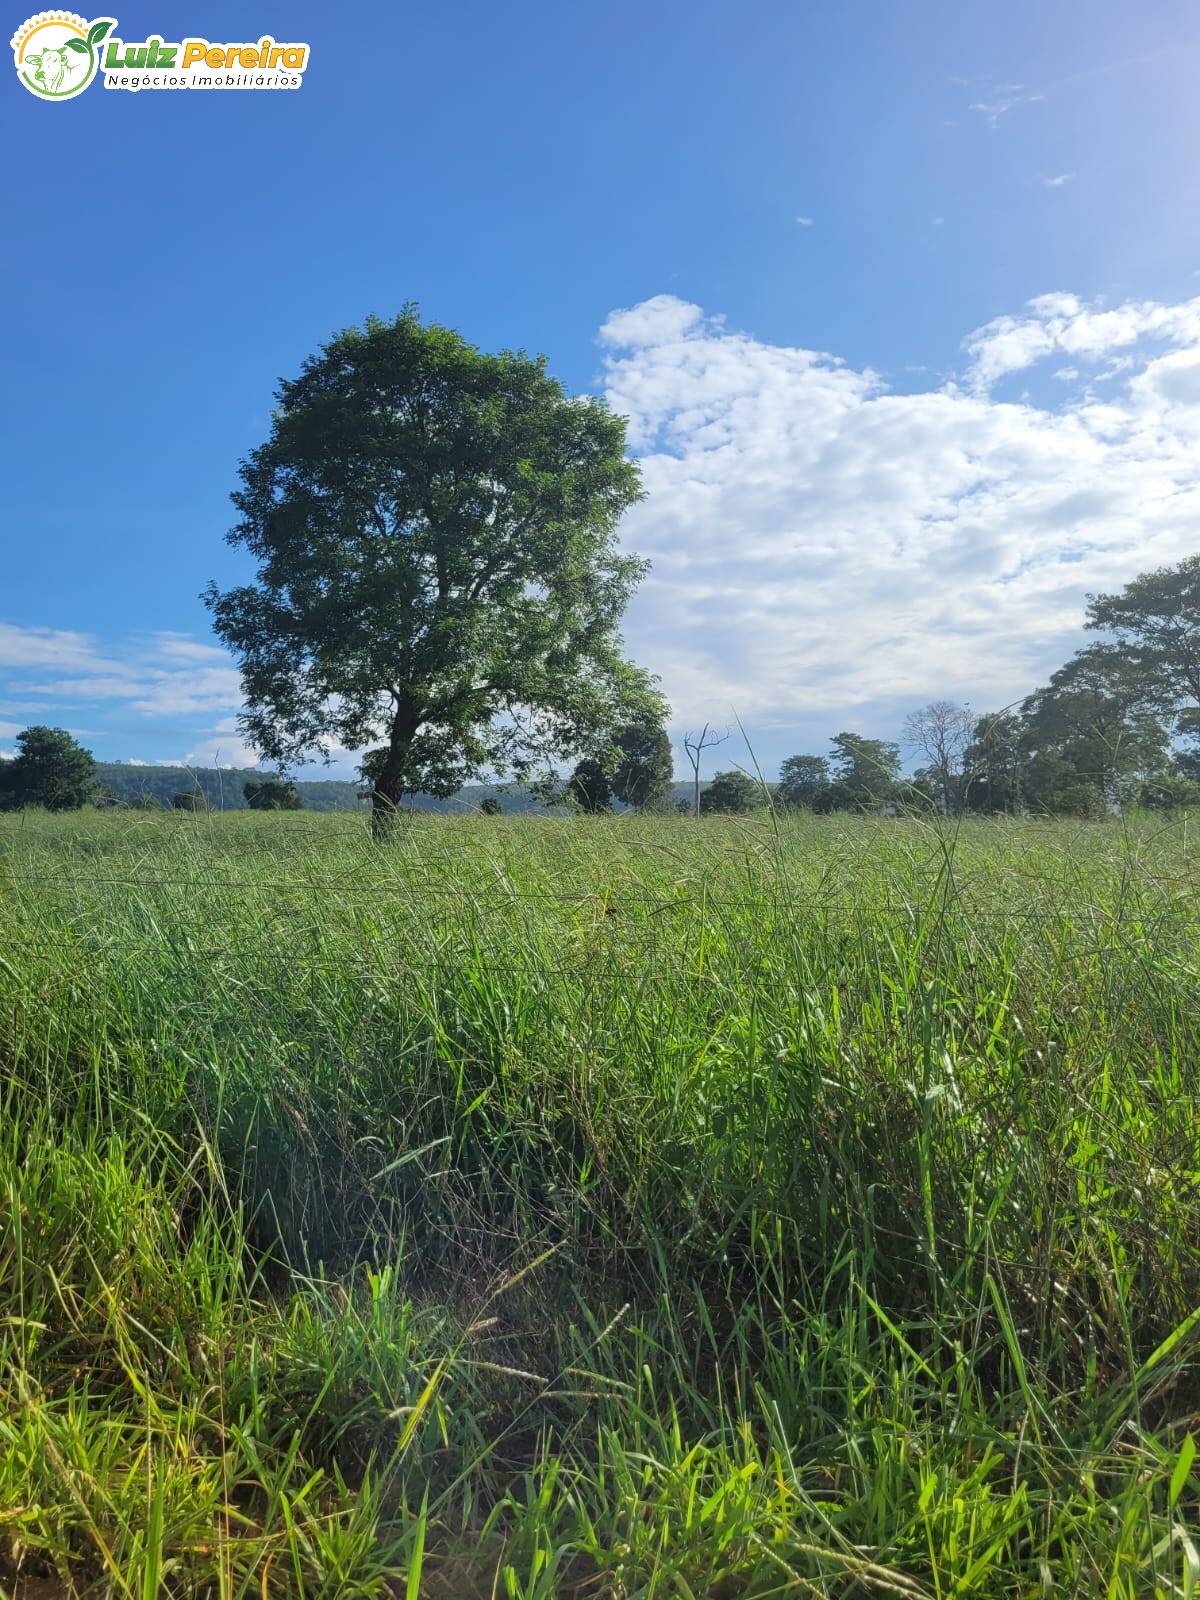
[699, 555, 1200, 817]
[4, 555, 1198, 820]
[0, 738, 312, 815]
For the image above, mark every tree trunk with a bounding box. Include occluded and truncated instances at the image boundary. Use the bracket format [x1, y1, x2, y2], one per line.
[370, 767, 404, 838]
[370, 699, 419, 840]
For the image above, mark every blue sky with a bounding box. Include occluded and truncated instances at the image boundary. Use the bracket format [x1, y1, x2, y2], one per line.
[4, 0, 1200, 777]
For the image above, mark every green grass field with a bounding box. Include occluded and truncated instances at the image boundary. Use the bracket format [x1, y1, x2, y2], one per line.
[2, 807, 1199, 1598]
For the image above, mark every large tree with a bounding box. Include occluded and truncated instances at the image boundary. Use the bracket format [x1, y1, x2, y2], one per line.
[903, 700, 974, 814]
[0, 726, 95, 812]
[824, 732, 901, 811]
[963, 712, 1025, 814]
[1086, 554, 1200, 773]
[609, 721, 673, 811]
[565, 719, 671, 813]
[205, 310, 663, 831]
[566, 757, 613, 813]
[776, 753, 830, 810]
[1086, 554, 1200, 712]
[1020, 645, 1168, 812]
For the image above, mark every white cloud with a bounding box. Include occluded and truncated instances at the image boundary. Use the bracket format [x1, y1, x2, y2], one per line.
[151, 632, 235, 666]
[795, 215, 814, 227]
[962, 291, 1200, 391]
[128, 666, 244, 716]
[179, 717, 263, 770]
[598, 291, 1200, 736]
[0, 623, 113, 673]
[1042, 172, 1075, 187]
[0, 622, 251, 769]
[967, 84, 1046, 126]
[0, 624, 243, 718]
[1129, 346, 1200, 408]
[598, 295, 711, 352]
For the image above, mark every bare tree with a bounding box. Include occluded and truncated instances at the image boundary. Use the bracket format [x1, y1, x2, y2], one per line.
[681, 723, 730, 817]
[903, 701, 975, 813]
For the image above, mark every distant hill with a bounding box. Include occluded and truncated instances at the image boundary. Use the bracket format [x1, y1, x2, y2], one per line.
[93, 763, 586, 814]
[95, 763, 360, 811]
[94, 764, 712, 814]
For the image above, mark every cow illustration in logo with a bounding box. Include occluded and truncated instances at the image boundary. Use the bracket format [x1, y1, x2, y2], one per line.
[11, 12, 114, 100]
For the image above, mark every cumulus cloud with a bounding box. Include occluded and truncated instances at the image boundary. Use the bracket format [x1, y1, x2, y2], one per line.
[598, 295, 710, 353]
[598, 292, 1200, 740]
[962, 291, 1200, 392]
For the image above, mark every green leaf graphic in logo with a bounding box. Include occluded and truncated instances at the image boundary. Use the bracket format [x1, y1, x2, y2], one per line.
[65, 38, 88, 53]
[86, 19, 113, 46]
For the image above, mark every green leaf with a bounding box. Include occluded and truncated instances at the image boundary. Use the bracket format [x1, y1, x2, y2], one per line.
[405, 1489, 428, 1600]
[65, 37, 89, 53]
[397, 1358, 445, 1453]
[87, 19, 113, 45]
[1134, 1302, 1200, 1384]
[1171, 1433, 1196, 1509]
[371, 1137, 451, 1182]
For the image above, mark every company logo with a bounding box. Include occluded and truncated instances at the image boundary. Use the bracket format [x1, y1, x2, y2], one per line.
[11, 11, 114, 99]
[11, 12, 310, 96]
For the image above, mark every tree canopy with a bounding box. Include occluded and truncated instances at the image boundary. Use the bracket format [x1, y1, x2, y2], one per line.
[1021, 645, 1168, 812]
[567, 757, 613, 813]
[244, 777, 303, 810]
[903, 701, 974, 813]
[776, 753, 830, 809]
[205, 308, 664, 830]
[699, 769, 762, 814]
[564, 720, 673, 813]
[0, 726, 95, 811]
[1086, 555, 1200, 712]
[824, 733, 901, 811]
[963, 713, 1024, 814]
[610, 722, 673, 811]
[1086, 554, 1200, 772]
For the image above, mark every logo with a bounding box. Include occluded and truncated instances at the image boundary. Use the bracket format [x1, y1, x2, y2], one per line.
[11, 11, 114, 99]
[11, 13, 310, 96]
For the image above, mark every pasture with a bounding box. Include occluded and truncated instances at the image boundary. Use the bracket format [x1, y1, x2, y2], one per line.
[2, 807, 1199, 1597]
